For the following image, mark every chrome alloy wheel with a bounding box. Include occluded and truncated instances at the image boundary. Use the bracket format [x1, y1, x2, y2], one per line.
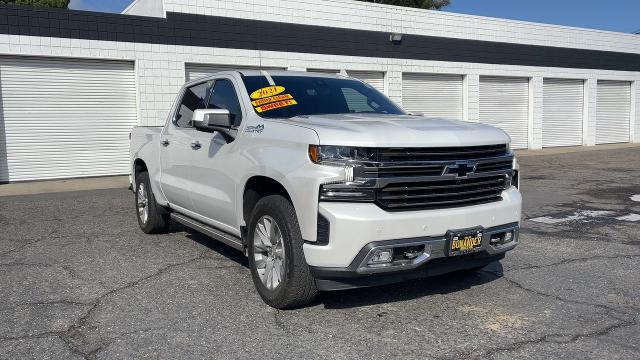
[137, 182, 149, 224]
[253, 215, 286, 290]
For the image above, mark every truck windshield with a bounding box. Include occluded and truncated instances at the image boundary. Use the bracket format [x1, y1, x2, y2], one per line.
[242, 75, 406, 118]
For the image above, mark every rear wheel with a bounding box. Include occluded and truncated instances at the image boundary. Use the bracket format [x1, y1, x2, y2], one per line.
[135, 171, 170, 234]
[247, 195, 318, 309]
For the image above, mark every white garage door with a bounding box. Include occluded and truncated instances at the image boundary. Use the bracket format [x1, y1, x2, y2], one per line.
[401, 73, 463, 119]
[185, 64, 285, 82]
[0, 57, 137, 182]
[542, 78, 584, 147]
[347, 71, 385, 93]
[479, 76, 529, 149]
[596, 80, 631, 144]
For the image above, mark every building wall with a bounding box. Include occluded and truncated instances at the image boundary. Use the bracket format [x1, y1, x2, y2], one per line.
[162, 0, 640, 54]
[123, 0, 164, 17]
[0, 2, 638, 147]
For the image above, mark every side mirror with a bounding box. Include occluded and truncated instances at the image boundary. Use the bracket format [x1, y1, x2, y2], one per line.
[192, 109, 236, 138]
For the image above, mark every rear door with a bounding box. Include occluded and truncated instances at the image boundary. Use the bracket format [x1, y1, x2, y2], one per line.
[159, 81, 212, 210]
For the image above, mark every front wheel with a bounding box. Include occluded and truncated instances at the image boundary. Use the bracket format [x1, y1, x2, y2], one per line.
[247, 195, 318, 309]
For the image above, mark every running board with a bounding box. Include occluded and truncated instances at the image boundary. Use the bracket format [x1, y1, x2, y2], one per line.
[171, 213, 244, 251]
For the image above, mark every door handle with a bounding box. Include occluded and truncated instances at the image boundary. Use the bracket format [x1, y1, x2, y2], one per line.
[160, 138, 170, 147]
[190, 141, 202, 150]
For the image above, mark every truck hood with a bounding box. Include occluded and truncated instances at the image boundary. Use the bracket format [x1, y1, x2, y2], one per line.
[289, 114, 511, 147]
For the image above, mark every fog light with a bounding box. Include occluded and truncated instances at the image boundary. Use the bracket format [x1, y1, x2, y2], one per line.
[490, 230, 515, 245]
[368, 249, 393, 265]
[402, 245, 425, 260]
[503, 230, 514, 243]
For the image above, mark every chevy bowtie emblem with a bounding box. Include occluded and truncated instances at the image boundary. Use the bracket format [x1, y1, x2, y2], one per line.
[444, 161, 477, 178]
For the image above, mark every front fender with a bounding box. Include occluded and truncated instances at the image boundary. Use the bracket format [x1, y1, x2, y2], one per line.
[233, 119, 343, 242]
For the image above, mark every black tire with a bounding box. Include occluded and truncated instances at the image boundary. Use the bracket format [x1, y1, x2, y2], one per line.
[135, 171, 170, 234]
[247, 195, 318, 309]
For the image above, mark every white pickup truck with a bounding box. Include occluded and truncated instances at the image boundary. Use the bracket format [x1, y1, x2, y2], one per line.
[130, 70, 521, 309]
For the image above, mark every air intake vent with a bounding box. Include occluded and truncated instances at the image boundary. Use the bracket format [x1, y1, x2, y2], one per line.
[316, 214, 330, 246]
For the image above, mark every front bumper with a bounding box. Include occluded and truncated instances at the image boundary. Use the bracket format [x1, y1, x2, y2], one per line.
[312, 252, 506, 291]
[303, 187, 522, 268]
[310, 223, 517, 291]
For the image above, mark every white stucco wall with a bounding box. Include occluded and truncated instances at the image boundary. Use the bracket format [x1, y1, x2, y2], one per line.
[0, 0, 637, 147]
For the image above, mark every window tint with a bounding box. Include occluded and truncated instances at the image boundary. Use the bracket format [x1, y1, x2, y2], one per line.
[242, 76, 404, 119]
[175, 82, 211, 127]
[342, 87, 377, 113]
[208, 79, 243, 126]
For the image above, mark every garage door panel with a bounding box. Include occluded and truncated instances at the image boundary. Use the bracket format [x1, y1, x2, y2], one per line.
[185, 64, 285, 82]
[479, 76, 529, 149]
[347, 71, 385, 93]
[402, 73, 463, 119]
[542, 78, 584, 147]
[596, 80, 631, 144]
[0, 56, 137, 182]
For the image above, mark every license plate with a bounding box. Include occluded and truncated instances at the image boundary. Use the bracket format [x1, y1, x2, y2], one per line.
[448, 229, 483, 256]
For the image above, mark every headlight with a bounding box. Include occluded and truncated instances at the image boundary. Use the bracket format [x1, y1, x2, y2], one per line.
[319, 185, 375, 202]
[308, 145, 376, 165]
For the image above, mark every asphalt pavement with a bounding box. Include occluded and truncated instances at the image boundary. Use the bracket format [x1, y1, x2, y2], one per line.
[1, 146, 639, 359]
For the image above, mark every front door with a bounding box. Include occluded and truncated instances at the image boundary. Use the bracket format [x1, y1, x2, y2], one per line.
[187, 78, 244, 233]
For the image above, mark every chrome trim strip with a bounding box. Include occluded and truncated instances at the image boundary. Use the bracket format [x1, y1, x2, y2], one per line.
[171, 213, 244, 251]
[355, 223, 519, 274]
[359, 154, 515, 168]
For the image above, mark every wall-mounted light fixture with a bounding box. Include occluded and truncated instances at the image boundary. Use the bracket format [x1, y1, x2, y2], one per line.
[389, 33, 403, 44]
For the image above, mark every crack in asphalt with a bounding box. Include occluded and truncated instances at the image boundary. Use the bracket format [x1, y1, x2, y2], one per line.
[482, 269, 629, 314]
[506, 253, 640, 272]
[0, 250, 215, 360]
[84, 326, 168, 359]
[3, 154, 640, 359]
[443, 268, 640, 359]
[463, 312, 638, 359]
[0, 261, 110, 293]
[273, 309, 290, 334]
[0, 300, 94, 312]
[0, 228, 59, 257]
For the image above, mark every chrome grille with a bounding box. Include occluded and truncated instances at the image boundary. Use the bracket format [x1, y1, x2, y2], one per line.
[378, 144, 508, 162]
[376, 175, 507, 210]
[369, 144, 513, 211]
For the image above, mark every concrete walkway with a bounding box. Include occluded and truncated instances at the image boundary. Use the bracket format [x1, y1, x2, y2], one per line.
[0, 175, 129, 197]
[515, 142, 640, 157]
[0, 143, 638, 196]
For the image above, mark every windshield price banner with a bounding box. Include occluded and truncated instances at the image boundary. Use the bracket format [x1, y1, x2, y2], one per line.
[250, 86, 286, 99]
[254, 99, 298, 113]
[250, 86, 298, 113]
[251, 94, 294, 107]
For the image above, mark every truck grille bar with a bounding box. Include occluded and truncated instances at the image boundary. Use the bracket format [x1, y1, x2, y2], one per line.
[368, 144, 513, 211]
[376, 175, 507, 210]
[378, 144, 508, 162]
